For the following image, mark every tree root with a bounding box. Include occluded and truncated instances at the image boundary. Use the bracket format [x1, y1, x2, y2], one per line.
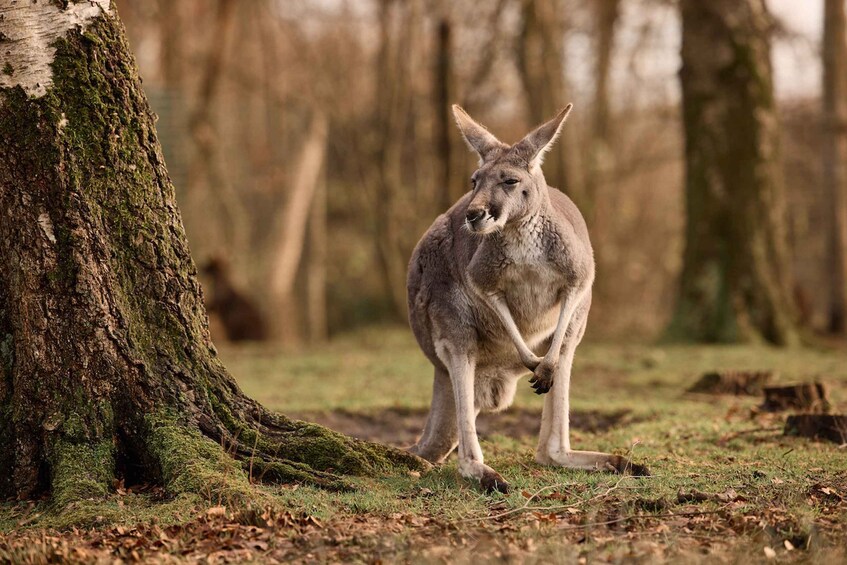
[49, 440, 115, 509]
[144, 412, 260, 505]
[245, 458, 354, 492]
[144, 404, 430, 502]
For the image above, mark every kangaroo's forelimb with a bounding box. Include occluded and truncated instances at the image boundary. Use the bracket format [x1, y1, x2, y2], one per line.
[484, 292, 543, 371]
[530, 284, 591, 394]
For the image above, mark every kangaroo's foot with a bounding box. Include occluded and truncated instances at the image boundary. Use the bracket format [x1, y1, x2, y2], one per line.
[536, 449, 650, 477]
[407, 440, 456, 464]
[459, 459, 510, 494]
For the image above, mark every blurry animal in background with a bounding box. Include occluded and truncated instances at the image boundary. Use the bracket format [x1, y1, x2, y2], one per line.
[793, 283, 813, 329]
[201, 256, 269, 342]
[407, 104, 648, 493]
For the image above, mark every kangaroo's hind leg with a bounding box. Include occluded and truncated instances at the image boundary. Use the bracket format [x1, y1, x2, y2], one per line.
[409, 367, 458, 463]
[535, 311, 649, 476]
[433, 340, 509, 494]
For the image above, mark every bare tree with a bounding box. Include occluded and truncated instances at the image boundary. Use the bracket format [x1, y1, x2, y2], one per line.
[185, 0, 249, 258]
[516, 0, 581, 202]
[267, 112, 329, 342]
[434, 1, 457, 211]
[670, 0, 798, 345]
[585, 0, 620, 226]
[823, 0, 847, 333]
[372, 0, 418, 319]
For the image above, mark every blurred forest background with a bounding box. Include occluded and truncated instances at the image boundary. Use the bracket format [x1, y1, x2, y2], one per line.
[112, 0, 846, 346]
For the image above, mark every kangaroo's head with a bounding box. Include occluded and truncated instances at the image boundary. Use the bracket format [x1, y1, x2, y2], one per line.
[452, 104, 572, 235]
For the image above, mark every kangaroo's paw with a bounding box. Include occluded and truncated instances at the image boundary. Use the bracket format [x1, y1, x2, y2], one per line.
[538, 449, 650, 477]
[606, 455, 650, 477]
[529, 362, 555, 394]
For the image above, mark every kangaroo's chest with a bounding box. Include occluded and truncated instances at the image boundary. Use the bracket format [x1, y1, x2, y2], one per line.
[499, 251, 562, 325]
[468, 216, 569, 338]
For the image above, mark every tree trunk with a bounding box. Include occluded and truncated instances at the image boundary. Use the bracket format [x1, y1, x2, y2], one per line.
[670, 0, 798, 345]
[267, 111, 328, 343]
[373, 0, 415, 320]
[822, 0, 847, 334]
[185, 0, 249, 262]
[433, 7, 457, 211]
[516, 0, 581, 202]
[585, 0, 620, 228]
[157, 0, 186, 91]
[306, 167, 328, 343]
[0, 2, 424, 505]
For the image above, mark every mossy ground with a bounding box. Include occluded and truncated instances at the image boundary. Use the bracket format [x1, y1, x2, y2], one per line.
[2, 326, 846, 562]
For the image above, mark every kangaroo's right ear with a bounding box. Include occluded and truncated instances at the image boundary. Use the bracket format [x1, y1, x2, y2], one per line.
[452, 105, 505, 164]
[511, 104, 573, 171]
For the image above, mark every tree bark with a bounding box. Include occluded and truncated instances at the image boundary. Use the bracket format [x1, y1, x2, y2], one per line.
[670, 0, 798, 345]
[0, 2, 424, 504]
[822, 0, 847, 334]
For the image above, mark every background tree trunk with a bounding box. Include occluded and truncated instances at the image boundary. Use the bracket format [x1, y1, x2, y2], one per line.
[267, 111, 328, 343]
[516, 0, 581, 203]
[823, 0, 847, 334]
[185, 0, 249, 261]
[372, 0, 416, 320]
[306, 166, 328, 343]
[0, 2, 423, 504]
[434, 4, 457, 212]
[670, 0, 798, 345]
[585, 0, 620, 228]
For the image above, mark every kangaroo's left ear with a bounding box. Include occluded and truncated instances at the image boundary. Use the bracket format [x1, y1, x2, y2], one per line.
[511, 104, 573, 170]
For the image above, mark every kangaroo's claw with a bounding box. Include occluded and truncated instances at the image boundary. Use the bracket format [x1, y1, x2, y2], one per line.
[529, 363, 555, 394]
[480, 470, 510, 494]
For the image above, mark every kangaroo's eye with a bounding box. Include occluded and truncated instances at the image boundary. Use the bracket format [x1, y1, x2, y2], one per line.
[504, 179, 519, 186]
[470, 178, 477, 188]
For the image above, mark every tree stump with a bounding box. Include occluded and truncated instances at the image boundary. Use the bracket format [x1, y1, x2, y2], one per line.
[785, 414, 847, 445]
[762, 383, 831, 413]
[687, 370, 773, 395]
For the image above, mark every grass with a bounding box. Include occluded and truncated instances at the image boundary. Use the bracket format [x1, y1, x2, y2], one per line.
[2, 326, 846, 562]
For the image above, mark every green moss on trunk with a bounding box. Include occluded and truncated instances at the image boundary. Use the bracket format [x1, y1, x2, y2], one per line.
[49, 440, 115, 508]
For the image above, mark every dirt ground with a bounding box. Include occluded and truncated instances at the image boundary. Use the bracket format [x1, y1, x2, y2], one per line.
[288, 406, 637, 448]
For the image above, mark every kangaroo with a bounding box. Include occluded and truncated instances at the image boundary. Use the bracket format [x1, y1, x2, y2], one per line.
[407, 105, 648, 493]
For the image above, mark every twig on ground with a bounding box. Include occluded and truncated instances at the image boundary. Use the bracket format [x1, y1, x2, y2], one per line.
[456, 475, 630, 524]
[556, 507, 730, 531]
[718, 426, 783, 444]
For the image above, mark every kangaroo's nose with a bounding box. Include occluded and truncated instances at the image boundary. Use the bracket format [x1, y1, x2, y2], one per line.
[466, 208, 486, 223]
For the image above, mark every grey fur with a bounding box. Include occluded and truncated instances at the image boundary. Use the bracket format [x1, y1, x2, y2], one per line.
[406, 105, 648, 492]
